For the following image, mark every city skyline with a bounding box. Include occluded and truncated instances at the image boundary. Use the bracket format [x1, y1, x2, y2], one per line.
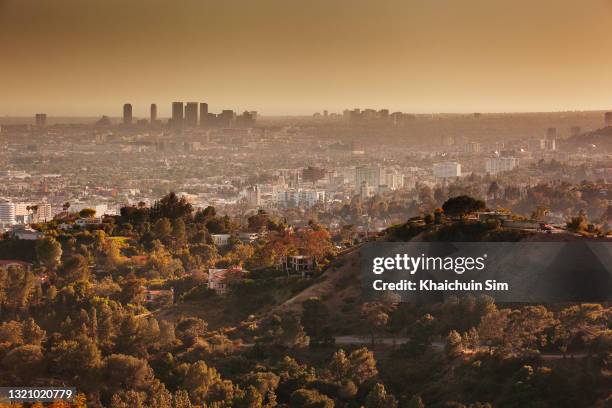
[2, 0, 612, 116]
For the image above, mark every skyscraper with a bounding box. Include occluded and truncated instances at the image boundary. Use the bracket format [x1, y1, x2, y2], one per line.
[185, 102, 198, 127]
[150, 104, 157, 123]
[217, 110, 235, 128]
[35, 113, 47, 127]
[605, 112, 612, 126]
[123, 103, 133, 124]
[171, 102, 184, 127]
[199, 103, 209, 127]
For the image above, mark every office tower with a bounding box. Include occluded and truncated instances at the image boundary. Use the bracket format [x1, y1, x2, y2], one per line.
[35, 113, 47, 127]
[236, 111, 256, 127]
[355, 165, 382, 187]
[217, 110, 236, 127]
[185, 102, 198, 127]
[0, 200, 16, 225]
[199, 103, 209, 127]
[433, 162, 462, 178]
[123, 103, 133, 124]
[606, 112, 612, 126]
[485, 157, 518, 175]
[302, 166, 326, 183]
[150, 104, 157, 123]
[545, 127, 557, 140]
[172, 102, 184, 127]
[464, 141, 481, 153]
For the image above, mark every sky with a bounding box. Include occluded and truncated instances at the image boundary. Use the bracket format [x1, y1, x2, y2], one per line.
[1, 0, 612, 117]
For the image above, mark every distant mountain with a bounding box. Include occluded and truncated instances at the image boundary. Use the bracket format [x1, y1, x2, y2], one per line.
[563, 126, 612, 152]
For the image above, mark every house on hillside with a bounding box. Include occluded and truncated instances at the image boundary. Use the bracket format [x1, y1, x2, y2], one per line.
[144, 288, 174, 306]
[11, 226, 44, 240]
[208, 266, 246, 295]
[211, 233, 231, 248]
[281, 254, 315, 277]
[75, 217, 104, 227]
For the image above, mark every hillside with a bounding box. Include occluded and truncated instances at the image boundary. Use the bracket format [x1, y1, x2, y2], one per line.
[564, 125, 612, 152]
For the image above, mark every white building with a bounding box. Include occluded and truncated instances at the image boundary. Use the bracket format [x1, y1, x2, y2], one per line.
[383, 172, 404, 190]
[433, 162, 462, 178]
[277, 189, 325, 208]
[12, 226, 44, 240]
[14, 202, 54, 223]
[211, 233, 231, 248]
[485, 157, 519, 175]
[0, 200, 16, 226]
[355, 166, 382, 188]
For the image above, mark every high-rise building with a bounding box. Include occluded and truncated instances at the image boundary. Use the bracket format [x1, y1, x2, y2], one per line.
[464, 141, 481, 153]
[35, 113, 47, 127]
[485, 157, 518, 174]
[355, 165, 382, 187]
[123, 104, 133, 124]
[217, 110, 236, 127]
[546, 127, 557, 140]
[150, 104, 157, 123]
[605, 112, 612, 126]
[433, 162, 462, 178]
[302, 166, 326, 183]
[0, 200, 16, 225]
[185, 102, 198, 127]
[171, 102, 184, 127]
[199, 103, 209, 127]
[245, 185, 261, 207]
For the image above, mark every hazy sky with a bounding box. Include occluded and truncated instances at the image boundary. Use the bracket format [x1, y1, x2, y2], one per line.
[1, 0, 612, 116]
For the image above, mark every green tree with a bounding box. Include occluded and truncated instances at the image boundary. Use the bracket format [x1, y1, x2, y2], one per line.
[301, 298, 331, 340]
[36, 236, 62, 270]
[348, 347, 378, 385]
[290, 389, 334, 408]
[445, 330, 463, 358]
[442, 195, 486, 218]
[365, 383, 398, 408]
[78, 208, 96, 218]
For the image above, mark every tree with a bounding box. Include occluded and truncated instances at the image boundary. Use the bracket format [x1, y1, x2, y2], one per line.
[365, 383, 398, 408]
[361, 302, 390, 345]
[172, 218, 187, 246]
[1, 345, 45, 382]
[103, 354, 155, 392]
[290, 389, 334, 408]
[183, 360, 225, 405]
[22, 318, 46, 346]
[36, 236, 62, 270]
[61, 254, 90, 283]
[153, 218, 173, 241]
[567, 214, 588, 233]
[442, 196, 486, 218]
[79, 208, 96, 218]
[406, 395, 425, 408]
[554, 304, 607, 357]
[328, 349, 350, 382]
[478, 308, 510, 354]
[338, 379, 357, 400]
[234, 386, 263, 408]
[151, 192, 193, 221]
[301, 298, 331, 340]
[347, 347, 378, 385]
[445, 330, 463, 358]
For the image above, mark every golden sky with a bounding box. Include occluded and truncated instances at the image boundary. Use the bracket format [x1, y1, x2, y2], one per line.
[1, 0, 612, 116]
